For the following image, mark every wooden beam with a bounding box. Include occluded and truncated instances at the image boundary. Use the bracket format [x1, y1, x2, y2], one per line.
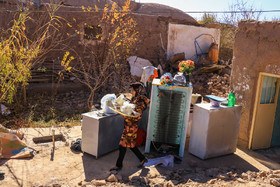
[33, 134, 66, 144]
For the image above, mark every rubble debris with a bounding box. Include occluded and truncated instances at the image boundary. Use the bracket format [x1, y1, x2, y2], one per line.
[194, 73, 230, 98]
[248, 171, 258, 178]
[189, 58, 231, 99]
[236, 178, 246, 183]
[270, 178, 280, 186]
[199, 64, 226, 73]
[273, 170, 280, 174]
[147, 168, 159, 179]
[208, 179, 217, 184]
[241, 172, 249, 180]
[107, 174, 118, 182]
[169, 53, 185, 64]
[259, 171, 267, 177]
[91, 180, 106, 186]
[217, 174, 229, 180]
[226, 171, 233, 178]
[269, 174, 280, 178]
[187, 179, 194, 183]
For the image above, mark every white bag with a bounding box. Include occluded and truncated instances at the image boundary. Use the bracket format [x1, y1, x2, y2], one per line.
[120, 101, 135, 115]
[100, 94, 117, 114]
[114, 94, 126, 106]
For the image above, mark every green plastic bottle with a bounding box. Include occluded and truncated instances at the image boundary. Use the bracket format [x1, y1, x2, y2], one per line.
[228, 92, 235, 107]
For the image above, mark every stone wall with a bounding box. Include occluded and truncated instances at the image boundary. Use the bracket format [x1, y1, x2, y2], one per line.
[231, 20, 280, 146]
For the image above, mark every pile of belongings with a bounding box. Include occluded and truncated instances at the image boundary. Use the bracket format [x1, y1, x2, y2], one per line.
[101, 94, 138, 116]
[0, 124, 36, 158]
[114, 94, 136, 116]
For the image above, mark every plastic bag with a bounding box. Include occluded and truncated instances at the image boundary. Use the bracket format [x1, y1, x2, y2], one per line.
[101, 94, 117, 114]
[173, 72, 186, 86]
[114, 94, 127, 106]
[70, 138, 82, 152]
[161, 73, 172, 81]
[141, 66, 158, 86]
[160, 73, 173, 85]
[120, 101, 135, 115]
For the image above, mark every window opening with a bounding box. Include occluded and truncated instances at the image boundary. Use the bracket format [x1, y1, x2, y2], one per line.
[260, 76, 278, 104]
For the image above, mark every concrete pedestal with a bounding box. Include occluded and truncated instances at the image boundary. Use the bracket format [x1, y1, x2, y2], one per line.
[189, 103, 242, 159]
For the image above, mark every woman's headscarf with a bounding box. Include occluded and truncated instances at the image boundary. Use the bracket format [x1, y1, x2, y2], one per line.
[130, 82, 145, 97]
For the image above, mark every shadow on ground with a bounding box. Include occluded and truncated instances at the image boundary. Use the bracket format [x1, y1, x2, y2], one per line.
[255, 146, 280, 165]
[80, 143, 274, 185]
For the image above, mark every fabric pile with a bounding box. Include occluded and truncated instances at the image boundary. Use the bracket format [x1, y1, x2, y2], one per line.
[0, 125, 36, 159]
[144, 155, 174, 167]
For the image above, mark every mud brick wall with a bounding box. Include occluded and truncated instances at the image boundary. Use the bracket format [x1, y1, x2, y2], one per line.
[231, 20, 280, 146]
[0, 2, 194, 85]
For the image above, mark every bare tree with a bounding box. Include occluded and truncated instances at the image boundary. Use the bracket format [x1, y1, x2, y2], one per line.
[61, 0, 139, 109]
[223, 0, 262, 25]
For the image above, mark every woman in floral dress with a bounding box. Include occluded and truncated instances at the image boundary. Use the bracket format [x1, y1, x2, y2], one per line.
[110, 82, 149, 172]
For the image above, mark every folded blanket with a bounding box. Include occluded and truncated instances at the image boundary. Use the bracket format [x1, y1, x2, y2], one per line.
[144, 155, 174, 167]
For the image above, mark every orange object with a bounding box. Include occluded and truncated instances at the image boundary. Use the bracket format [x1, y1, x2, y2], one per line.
[147, 69, 159, 82]
[208, 43, 219, 64]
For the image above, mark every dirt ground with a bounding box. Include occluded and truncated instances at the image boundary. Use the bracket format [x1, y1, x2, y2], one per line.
[0, 126, 280, 187]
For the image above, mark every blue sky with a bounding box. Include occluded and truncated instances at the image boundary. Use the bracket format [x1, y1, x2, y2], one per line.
[138, 0, 280, 21]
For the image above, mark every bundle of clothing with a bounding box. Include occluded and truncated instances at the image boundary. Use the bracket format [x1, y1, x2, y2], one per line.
[0, 125, 36, 159]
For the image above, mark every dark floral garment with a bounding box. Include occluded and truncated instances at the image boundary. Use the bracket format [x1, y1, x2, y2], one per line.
[119, 95, 149, 148]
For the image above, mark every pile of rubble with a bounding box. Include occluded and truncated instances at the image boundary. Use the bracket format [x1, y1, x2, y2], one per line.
[205, 74, 231, 97]
[191, 59, 231, 99]
[168, 53, 232, 99]
[74, 168, 280, 187]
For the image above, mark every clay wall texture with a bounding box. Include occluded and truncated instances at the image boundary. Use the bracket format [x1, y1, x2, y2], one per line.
[0, 1, 198, 69]
[0, 0, 218, 96]
[231, 20, 280, 146]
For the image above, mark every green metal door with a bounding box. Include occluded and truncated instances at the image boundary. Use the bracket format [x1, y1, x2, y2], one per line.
[271, 87, 280, 147]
